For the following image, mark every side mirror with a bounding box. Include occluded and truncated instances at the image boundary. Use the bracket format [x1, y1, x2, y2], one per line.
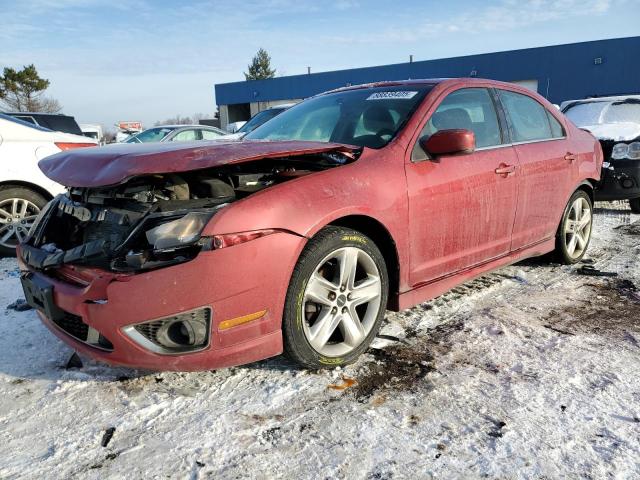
[420, 129, 475, 158]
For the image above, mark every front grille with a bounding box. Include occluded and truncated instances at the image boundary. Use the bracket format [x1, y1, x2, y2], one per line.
[53, 313, 89, 341]
[52, 312, 114, 351]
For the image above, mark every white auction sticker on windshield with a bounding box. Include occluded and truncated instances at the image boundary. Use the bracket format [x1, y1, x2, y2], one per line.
[366, 91, 418, 100]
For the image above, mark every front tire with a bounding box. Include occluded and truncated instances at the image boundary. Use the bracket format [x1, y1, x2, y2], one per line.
[555, 190, 593, 264]
[0, 186, 47, 257]
[282, 226, 389, 369]
[630, 198, 640, 214]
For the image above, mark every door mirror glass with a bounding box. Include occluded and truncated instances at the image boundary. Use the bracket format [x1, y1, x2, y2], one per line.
[420, 129, 475, 157]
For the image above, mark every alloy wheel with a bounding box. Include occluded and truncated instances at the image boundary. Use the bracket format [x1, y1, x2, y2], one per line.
[0, 198, 40, 249]
[563, 197, 592, 259]
[301, 246, 382, 357]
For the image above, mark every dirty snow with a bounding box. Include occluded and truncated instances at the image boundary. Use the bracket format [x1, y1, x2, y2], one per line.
[1, 202, 639, 479]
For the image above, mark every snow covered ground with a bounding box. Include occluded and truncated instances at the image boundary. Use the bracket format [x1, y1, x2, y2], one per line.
[1, 202, 639, 479]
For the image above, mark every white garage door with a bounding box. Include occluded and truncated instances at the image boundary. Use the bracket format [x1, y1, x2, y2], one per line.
[510, 79, 539, 93]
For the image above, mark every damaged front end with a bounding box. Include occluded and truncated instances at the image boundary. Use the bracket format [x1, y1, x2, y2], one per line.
[21, 152, 354, 273]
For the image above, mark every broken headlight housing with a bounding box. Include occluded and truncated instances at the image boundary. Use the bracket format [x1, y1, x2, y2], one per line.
[145, 212, 212, 250]
[116, 210, 216, 271]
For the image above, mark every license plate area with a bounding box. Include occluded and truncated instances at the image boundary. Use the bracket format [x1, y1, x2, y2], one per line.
[21, 273, 65, 322]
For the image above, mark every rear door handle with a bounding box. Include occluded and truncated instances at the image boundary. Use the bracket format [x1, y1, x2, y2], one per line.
[565, 152, 577, 162]
[495, 164, 516, 176]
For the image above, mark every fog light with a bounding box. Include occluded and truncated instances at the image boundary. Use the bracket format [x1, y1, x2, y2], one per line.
[123, 307, 211, 354]
[622, 178, 634, 189]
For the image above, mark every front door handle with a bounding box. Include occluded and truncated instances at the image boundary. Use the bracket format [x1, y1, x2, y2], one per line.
[565, 152, 577, 162]
[495, 164, 516, 176]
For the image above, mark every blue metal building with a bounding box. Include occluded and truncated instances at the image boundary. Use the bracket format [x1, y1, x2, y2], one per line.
[214, 36, 639, 127]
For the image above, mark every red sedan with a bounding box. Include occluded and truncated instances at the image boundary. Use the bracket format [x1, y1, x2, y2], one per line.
[18, 78, 602, 371]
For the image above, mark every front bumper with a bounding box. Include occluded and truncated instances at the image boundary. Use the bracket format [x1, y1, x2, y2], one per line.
[18, 232, 306, 371]
[595, 160, 640, 201]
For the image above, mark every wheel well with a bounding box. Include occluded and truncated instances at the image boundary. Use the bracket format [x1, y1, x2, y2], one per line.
[577, 181, 595, 204]
[0, 181, 54, 201]
[329, 215, 400, 305]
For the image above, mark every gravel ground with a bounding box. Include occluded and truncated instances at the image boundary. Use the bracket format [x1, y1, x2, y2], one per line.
[0, 202, 639, 479]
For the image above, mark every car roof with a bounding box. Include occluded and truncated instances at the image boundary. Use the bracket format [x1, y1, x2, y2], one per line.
[0, 112, 52, 132]
[323, 77, 528, 95]
[561, 95, 640, 110]
[3, 111, 74, 117]
[152, 124, 220, 129]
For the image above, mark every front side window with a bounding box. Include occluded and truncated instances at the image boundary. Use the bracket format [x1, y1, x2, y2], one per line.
[499, 90, 552, 142]
[126, 127, 175, 143]
[245, 85, 432, 149]
[417, 88, 502, 149]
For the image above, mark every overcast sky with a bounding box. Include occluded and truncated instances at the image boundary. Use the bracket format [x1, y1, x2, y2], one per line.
[1, 0, 638, 129]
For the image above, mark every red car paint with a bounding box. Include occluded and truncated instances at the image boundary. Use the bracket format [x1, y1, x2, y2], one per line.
[21, 78, 602, 371]
[39, 140, 358, 188]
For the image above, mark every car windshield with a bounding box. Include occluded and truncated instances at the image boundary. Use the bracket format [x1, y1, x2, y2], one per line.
[564, 100, 640, 126]
[126, 127, 176, 143]
[245, 85, 432, 149]
[237, 108, 285, 134]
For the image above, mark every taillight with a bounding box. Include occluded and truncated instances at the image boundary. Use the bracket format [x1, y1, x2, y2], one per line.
[55, 142, 97, 151]
[212, 229, 280, 249]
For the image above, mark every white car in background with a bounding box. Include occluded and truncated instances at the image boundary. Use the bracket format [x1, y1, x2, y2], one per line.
[0, 114, 98, 255]
[124, 124, 227, 143]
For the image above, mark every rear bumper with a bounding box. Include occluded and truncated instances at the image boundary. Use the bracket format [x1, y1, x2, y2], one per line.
[17, 232, 306, 371]
[595, 160, 640, 201]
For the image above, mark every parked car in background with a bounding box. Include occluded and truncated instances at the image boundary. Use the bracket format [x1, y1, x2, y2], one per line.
[236, 104, 294, 135]
[3, 112, 84, 136]
[80, 124, 104, 144]
[562, 95, 640, 212]
[18, 78, 601, 371]
[125, 125, 227, 143]
[0, 114, 97, 255]
[224, 104, 294, 135]
[225, 121, 246, 133]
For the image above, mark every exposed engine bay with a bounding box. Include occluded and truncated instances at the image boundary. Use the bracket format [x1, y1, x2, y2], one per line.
[22, 153, 352, 272]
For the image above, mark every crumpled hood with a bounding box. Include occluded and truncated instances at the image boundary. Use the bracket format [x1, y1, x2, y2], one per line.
[39, 140, 359, 187]
[581, 122, 640, 142]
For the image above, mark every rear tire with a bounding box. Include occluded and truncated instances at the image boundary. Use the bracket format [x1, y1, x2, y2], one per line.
[554, 190, 593, 264]
[282, 226, 389, 369]
[630, 198, 640, 214]
[0, 186, 47, 257]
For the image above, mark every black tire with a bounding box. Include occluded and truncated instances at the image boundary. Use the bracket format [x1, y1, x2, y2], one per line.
[554, 190, 593, 264]
[0, 186, 48, 257]
[282, 226, 389, 369]
[630, 198, 640, 214]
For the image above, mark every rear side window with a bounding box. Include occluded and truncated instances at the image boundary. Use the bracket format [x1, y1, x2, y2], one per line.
[547, 111, 565, 138]
[419, 88, 502, 149]
[499, 90, 552, 142]
[201, 129, 223, 140]
[171, 129, 198, 142]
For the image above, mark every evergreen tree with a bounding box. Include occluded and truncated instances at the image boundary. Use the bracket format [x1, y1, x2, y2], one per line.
[244, 49, 276, 81]
[0, 64, 62, 113]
